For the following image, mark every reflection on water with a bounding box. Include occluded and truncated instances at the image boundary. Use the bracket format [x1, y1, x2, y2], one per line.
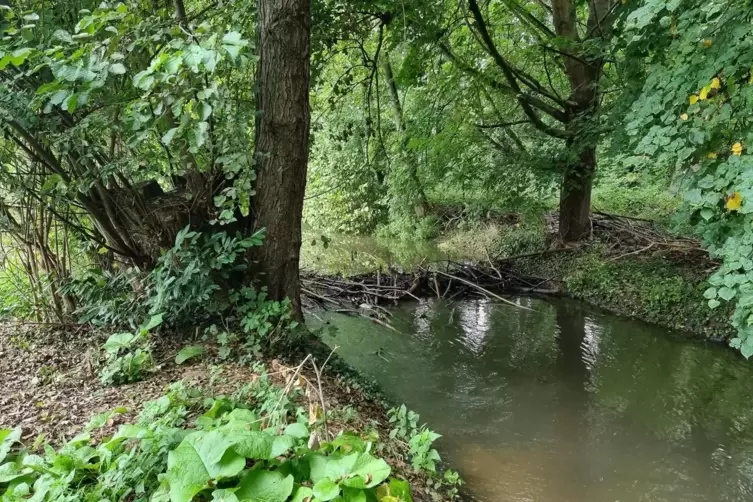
[317, 297, 753, 502]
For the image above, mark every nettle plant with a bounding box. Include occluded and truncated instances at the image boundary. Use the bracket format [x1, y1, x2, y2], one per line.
[0, 384, 415, 502]
[621, 0, 753, 355]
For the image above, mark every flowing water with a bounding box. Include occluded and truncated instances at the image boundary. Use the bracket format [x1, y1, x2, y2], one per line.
[317, 297, 753, 502]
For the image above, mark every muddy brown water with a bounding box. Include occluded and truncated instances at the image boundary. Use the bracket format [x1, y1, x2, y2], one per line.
[316, 297, 753, 502]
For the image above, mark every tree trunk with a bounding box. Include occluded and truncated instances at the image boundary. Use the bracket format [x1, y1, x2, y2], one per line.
[251, 0, 311, 320]
[558, 145, 595, 241]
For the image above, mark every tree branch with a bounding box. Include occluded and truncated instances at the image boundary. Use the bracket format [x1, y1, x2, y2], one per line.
[466, 0, 571, 137]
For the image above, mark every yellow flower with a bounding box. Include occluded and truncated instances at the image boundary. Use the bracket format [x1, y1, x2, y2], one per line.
[711, 77, 721, 89]
[704, 39, 713, 47]
[707, 152, 718, 159]
[727, 192, 742, 211]
[689, 94, 699, 104]
[732, 142, 743, 156]
[699, 85, 710, 100]
[680, 113, 689, 120]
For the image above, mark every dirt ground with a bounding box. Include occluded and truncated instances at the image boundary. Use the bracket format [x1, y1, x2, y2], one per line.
[0, 322, 447, 502]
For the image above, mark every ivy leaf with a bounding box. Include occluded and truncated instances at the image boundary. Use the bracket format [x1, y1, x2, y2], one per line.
[313, 479, 340, 501]
[703, 287, 717, 299]
[176, 345, 205, 364]
[718, 287, 736, 301]
[742, 342, 753, 359]
[235, 469, 294, 502]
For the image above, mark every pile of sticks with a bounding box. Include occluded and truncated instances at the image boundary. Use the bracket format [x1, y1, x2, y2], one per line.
[590, 212, 710, 263]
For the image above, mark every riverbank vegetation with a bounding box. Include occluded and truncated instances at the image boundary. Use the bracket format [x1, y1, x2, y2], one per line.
[0, 0, 752, 499]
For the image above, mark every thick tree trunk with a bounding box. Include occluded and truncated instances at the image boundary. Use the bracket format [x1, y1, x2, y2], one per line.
[251, 0, 311, 320]
[559, 145, 595, 241]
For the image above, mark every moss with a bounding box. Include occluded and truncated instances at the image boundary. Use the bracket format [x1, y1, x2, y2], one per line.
[507, 243, 733, 340]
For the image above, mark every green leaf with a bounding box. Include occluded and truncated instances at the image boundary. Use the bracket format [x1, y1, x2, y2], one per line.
[212, 489, 240, 502]
[176, 345, 206, 364]
[313, 479, 340, 501]
[290, 486, 314, 502]
[718, 287, 736, 301]
[341, 453, 391, 488]
[0, 462, 29, 483]
[52, 29, 72, 43]
[703, 287, 717, 300]
[109, 63, 126, 75]
[222, 31, 249, 60]
[342, 487, 367, 502]
[166, 432, 245, 502]
[283, 423, 309, 439]
[9, 48, 32, 67]
[742, 342, 753, 359]
[708, 298, 721, 309]
[230, 430, 274, 459]
[162, 127, 179, 145]
[103, 332, 135, 354]
[200, 102, 213, 120]
[133, 70, 155, 90]
[235, 469, 294, 502]
[270, 435, 295, 457]
[139, 313, 163, 334]
[309, 453, 359, 483]
[64, 93, 78, 113]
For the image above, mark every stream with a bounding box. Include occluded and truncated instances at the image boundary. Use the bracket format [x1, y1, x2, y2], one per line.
[318, 297, 753, 502]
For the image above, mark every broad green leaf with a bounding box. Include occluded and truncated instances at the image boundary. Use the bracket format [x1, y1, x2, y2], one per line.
[109, 63, 126, 75]
[49, 89, 69, 106]
[719, 287, 736, 301]
[162, 127, 179, 145]
[230, 430, 273, 459]
[139, 313, 164, 334]
[103, 333, 135, 354]
[222, 31, 249, 60]
[341, 453, 391, 488]
[290, 486, 314, 502]
[52, 29, 72, 42]
[309, 452, 358, 483]
[376, 479, 412, 502]
[176, 345, 206, 364]
[235, 469, 294, 502]
[212, 489, 240, 502]
[313, 479, 340, 501]
[0, 462, 28, 483]
[200, 102, 213, 120]
[166, 432, 245, 502]
[283, 423, 309, 439]
[270, 435, 294, 457]
[342, 487, 367, 502]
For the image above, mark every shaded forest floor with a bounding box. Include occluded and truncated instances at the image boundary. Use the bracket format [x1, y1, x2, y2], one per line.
[0, 323, 451, 502]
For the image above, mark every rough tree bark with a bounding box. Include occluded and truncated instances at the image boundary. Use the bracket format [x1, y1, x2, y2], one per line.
[251, 0, 311, 320]
[552, 0, 611, 241]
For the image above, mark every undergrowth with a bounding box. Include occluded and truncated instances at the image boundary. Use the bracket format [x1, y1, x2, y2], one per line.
[0, 361, 459, 502]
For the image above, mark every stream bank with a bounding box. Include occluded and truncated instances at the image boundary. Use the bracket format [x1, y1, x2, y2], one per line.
[0, 322, 456, 502]
[302, 209, 733, 342]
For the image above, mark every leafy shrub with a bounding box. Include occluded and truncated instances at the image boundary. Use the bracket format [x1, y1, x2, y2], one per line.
[99, 314, 162, 385]
[0, 385, 415, 502]
[387, 405, 442, 474]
